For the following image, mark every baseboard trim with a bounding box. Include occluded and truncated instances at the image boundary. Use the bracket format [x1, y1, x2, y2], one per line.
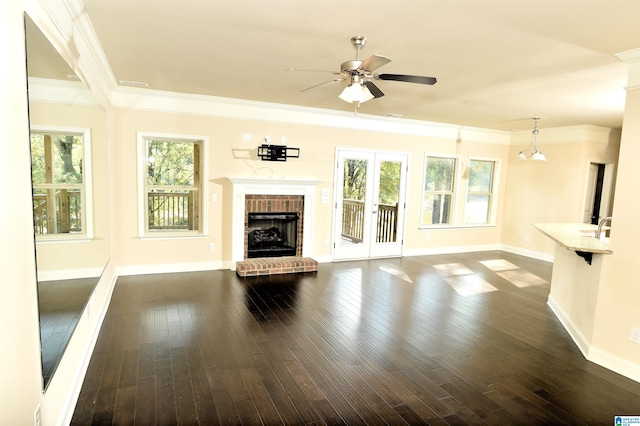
[59, 266, 118, 426]
[547, 295, 591, 358]
[588, 346, 640, 383]
[403, 243, 501, 257]
[117, 260, 229, 277]
[500, 244, 554, 262]
[548, 295, 640, 384]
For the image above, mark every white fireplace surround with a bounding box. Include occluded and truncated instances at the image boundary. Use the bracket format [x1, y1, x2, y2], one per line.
[228, 178, 320, 269]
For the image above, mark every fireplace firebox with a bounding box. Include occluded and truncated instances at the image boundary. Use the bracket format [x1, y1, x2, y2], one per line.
[247, 212, 299, 258]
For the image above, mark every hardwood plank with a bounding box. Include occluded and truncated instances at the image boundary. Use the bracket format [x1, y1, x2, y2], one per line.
[170, 347, 198, 424]
[134, 376, 155, 425]
[155, 359, 176, 425]
[71, 253, 640, 425]
[112, 385, 135, 425]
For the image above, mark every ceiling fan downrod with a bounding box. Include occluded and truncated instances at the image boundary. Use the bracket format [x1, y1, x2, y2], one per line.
[351, 36, 366, 61]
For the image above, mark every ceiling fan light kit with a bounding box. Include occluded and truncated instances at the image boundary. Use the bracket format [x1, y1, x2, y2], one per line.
[339, 75, 374, 104]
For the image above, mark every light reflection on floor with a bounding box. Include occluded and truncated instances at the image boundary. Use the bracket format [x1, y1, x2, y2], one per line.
[379, 265, 413, 283]
[479, 259, 519, 271]
[445, 275, 498, 296]
[497, 269, 548, 287]
[433, 259, 547, 296]
[433, 263, 474, 276]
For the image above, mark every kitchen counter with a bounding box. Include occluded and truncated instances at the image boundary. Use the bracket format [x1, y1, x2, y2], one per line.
[533, 222, 612, 356]
[533, 222, 612, 255]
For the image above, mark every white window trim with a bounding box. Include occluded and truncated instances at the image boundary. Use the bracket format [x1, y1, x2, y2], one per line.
[30, 125, 94, 242]
[137, 131, 209, 238]
[464, 156, 500, 227]
[420, 153, 459, 229]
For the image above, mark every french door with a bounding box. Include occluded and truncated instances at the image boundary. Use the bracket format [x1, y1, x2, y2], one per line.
[333, 149, 408, 260]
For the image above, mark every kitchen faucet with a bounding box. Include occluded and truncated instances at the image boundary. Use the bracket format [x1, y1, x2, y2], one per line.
[595, 217, 612, 239]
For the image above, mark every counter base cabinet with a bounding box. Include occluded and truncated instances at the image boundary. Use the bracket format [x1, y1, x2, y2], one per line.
[547, 243, 604, 356]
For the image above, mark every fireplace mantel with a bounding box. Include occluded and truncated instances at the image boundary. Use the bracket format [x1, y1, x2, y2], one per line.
[228, 178, 320, 269]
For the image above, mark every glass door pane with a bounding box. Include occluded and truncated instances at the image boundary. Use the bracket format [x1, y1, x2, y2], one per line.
[375, 160, 401, 243]
[340, 158, 368, 246]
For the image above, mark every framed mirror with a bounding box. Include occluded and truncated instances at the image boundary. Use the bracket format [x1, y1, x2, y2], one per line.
[25, 14, 110, 390]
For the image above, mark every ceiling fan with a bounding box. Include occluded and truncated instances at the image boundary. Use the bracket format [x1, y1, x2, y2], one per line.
[297, 36, 437, 108]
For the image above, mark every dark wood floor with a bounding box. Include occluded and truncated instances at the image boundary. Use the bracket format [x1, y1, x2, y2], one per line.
[38, 276, 98, 387]
[71, 251, 640, 425]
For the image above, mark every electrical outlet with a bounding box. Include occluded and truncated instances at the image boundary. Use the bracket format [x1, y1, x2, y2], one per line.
[208, 243, 215, 252]
[524, 235, 530, 243]
[630, 327, 640, 344]
[34, 405, 41, 426]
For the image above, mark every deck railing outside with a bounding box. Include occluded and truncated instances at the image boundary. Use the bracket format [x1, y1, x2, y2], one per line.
[33, 190, 82, 234]
[341, 199, 398, 244]
[148, 191, 194, 230]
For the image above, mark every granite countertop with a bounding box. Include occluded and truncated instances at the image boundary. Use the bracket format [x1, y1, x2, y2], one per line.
[532, 222, 613, 255]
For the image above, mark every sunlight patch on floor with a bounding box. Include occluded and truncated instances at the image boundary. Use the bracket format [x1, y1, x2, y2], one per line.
[379, 265, 413, 283]
[497, 269, 548, 287]
[433, 263, 474, 276]
[479, 259, 519, 271]
[445, 275, 498, 296]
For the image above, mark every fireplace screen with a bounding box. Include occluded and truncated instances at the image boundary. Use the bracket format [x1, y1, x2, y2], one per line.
[247, 212, 299, 258]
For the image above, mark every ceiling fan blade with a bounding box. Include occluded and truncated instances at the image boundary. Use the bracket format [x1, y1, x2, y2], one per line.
[299, 78, 344, 93]
[364, 81, 385, 99]
[375, 73, 437, 85]
[358, 54, 391, 72]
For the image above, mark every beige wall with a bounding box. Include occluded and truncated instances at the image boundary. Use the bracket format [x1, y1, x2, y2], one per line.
[30, 101, 110, 275]
[0, 2, 44, 424]
[592, 60, 640, 377]
[502, 126, 620, 258]
[2, 0, 638, 424]
[5, 2, 120, 425]
[112, 108, 512, 271]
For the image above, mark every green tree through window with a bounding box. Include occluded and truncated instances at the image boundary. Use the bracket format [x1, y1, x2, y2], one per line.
[31, 132, 85, 235]
[422, 156, 456, 225]
[144, 137, 202, 232]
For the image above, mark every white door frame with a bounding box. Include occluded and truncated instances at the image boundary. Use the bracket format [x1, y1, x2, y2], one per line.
[332, 148, 408, 261]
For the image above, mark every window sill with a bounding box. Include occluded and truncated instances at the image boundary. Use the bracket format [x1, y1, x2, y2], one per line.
[418, 224, 496, 230]
[35, 236, 94, 244]
[139, 232, 208, 241]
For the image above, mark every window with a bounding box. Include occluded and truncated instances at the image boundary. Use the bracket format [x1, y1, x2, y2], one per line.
[30, 129, 91, 238]
[139, 133, 205, 235]
[421, 156, 456, 226]
[465, 159, 496, 225]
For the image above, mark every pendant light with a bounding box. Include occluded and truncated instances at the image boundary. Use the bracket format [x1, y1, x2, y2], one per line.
[518, 117, 546, 161]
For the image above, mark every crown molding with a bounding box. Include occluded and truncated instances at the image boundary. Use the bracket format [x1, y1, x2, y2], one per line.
[510, 124, 616, 145]
[25, 0, 117, 108]
[28, 77, 101, 106]
[111, 86, 511, 144]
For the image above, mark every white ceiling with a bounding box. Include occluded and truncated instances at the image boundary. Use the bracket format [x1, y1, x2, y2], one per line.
[80, 0, 640, 130]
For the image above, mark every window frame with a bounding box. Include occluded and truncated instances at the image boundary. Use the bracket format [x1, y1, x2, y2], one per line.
[420, 154, 458, 228]
[30, 125, 94, 242]
[464, 157, 499, 226]
[137, 131, 208, 239]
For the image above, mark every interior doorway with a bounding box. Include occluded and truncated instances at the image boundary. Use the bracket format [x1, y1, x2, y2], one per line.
[583, 162, 615, 224]
[333, 149, 408, 260]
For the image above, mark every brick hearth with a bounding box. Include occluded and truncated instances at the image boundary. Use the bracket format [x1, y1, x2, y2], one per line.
[235, 256, 318, 277]
[238, 194, 317, 277]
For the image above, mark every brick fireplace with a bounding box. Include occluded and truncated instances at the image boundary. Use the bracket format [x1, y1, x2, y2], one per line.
[244, 195, 304, 259]
[228, 178, 320, 276]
